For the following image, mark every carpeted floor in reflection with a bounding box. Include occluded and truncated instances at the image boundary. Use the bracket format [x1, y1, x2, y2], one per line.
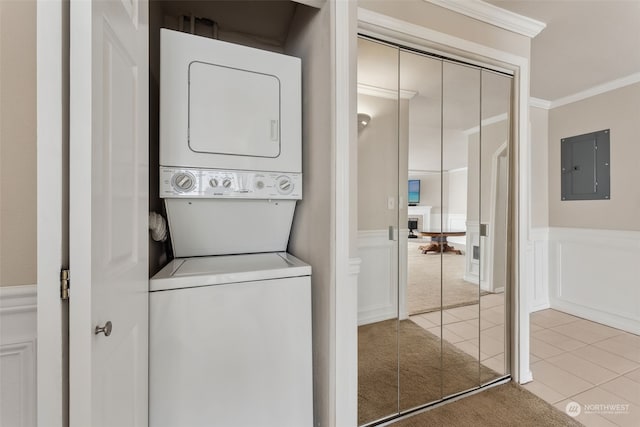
[407, 241, 486, 315]
[393, 381, 582, 427]
[358, 318, 499, 425]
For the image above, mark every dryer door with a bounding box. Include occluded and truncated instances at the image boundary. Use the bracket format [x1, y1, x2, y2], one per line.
[189, 61, 281, 158]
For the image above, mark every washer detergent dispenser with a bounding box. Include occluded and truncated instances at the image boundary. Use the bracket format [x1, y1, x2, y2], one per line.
[159, 29, 302, 257]
[161, 167, 301, 257]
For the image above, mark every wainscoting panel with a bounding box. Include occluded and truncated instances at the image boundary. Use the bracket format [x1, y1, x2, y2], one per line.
[529, 228, 550, 312]
[357, 230, 398, 325]
[548, 228, 640, 334]
[0, 285, 37, 427]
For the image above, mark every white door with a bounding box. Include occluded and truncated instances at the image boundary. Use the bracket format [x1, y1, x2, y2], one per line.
[69, 0, 148, 426]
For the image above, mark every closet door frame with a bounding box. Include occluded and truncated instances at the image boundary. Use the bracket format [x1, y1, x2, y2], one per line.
[357, 8, 534, 386]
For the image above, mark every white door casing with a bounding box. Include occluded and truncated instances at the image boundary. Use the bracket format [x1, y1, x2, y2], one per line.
[69, 1, 149, 426]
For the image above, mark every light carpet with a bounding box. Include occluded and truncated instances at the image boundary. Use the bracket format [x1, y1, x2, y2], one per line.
[407, 240, 485, 315]
[358, 318, 581, 427]
[358, 318, 499, 425]
[393, 381, 582, 427]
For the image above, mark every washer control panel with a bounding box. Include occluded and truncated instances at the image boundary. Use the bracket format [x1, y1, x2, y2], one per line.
[160, 167, 302, 199]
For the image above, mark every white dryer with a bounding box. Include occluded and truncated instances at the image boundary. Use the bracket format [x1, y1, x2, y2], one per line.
[149, 252, 313, 427]
[159, 29, 303, 257]
[160, 29, 301, 173]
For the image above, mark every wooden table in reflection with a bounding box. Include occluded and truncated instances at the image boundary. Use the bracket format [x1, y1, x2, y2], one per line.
[418, 230, 466, 255]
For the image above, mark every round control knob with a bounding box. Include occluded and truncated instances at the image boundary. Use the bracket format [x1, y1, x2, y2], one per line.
[277, 176, 293, 194]
[172, 172, 195, 193]
[222, 179, 232, 189]
[254, 174, 265, 190]
[209, 178, 219, 188]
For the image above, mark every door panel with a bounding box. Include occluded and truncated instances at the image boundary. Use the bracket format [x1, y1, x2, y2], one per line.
[357, 36, 513, 426]
[69, 1, 148, 426]
[479, 70, 512, 383]
[356, 37, 400, 426]
[399, 50, 442, 412]
[441, 61, 481, 397]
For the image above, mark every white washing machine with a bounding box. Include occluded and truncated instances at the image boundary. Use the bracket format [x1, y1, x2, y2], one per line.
[149, 252, 312, 427]
[151, 30, 312, 427]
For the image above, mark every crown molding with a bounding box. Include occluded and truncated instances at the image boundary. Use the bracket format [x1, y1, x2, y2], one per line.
[408, 169, 440, 176]
[549, 72, 640, 109]
[357, 83, 418, 100]
[529, 97, 552, 110]
[529, 72, 640, 110]
[463, 112, 509, 135]
[424, 0, 546, 38]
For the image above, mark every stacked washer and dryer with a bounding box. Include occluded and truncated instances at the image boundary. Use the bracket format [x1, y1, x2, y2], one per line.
[149, 30, 312, 427]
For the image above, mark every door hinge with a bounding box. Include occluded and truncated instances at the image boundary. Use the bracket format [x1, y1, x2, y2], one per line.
[60, 269, 70, 300]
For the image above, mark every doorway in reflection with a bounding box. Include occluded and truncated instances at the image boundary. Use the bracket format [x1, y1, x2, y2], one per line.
[357, 36, 513, 426]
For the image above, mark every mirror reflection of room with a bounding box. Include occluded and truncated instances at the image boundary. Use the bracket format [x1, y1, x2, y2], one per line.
[357, 36, 512, 426]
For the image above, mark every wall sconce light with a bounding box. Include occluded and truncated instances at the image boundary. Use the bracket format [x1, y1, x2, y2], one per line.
[358, 113, 371, 131]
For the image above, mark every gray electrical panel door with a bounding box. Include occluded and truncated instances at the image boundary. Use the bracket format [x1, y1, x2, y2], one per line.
[561, 129, 610, 200]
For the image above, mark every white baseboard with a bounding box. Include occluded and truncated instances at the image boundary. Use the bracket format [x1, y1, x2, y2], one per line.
[0, 285, 37, 427]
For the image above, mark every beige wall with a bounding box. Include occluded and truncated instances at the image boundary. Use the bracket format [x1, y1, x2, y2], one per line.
[284, 4, 333, 425]
[0, 0, 37, 286]
[357, 94, 408, 231]
[548, 83, 640, 231]
[530, 106, 549, 227]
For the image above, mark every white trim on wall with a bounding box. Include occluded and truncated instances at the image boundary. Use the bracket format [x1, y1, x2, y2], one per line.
[529, 72, 640, 110]
[529, 227, 550, 312]
[357, 6, 532, 384]
[336, 257, 360, 427]
[424, 0, 546, 38]
[334, 1, 358, 426]
[357, 230, 399, 325]
[547, 227, 640, 335]
[37, 0, 68, 426]
[357, 82, 418, 100]
[0, 284, 37, 427]
[463, 112, 509, 135]
[529, 97, 552, 110]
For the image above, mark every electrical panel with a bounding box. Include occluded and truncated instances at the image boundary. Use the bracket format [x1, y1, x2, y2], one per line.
[561, 129, 610, 201]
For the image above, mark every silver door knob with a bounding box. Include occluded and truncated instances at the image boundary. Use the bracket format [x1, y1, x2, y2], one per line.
[95, 321, 113, 336]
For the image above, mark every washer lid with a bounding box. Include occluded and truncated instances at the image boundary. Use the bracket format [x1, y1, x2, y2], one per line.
[150, 252, 311, 292]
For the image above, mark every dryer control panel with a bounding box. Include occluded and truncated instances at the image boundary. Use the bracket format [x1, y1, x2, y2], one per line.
[160, 167, 302, 200]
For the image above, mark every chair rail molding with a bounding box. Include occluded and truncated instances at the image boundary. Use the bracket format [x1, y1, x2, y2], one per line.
[424, 0, 546, 38]
[0, 284, 37, 427]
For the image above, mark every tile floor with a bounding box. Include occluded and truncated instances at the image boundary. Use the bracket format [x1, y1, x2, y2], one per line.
[411, 303, 640, 426]
[410, 293, 509, 377]
[525, 309, 640, 427]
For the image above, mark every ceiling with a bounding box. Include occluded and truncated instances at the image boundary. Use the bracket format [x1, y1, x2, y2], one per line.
[486, 0, 640, 100]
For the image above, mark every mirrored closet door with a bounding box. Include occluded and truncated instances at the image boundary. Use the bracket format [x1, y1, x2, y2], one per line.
[357, 36, 513, 426]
